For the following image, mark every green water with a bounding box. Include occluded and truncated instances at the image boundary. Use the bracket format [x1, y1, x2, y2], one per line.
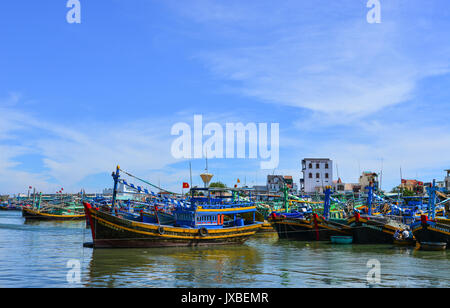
[0, 211, 449, 288]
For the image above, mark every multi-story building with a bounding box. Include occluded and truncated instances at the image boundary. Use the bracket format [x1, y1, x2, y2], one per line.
[300, 158, 333, 193]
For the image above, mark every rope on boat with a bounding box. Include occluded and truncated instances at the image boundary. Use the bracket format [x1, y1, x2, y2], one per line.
[118, 168, 177, 195]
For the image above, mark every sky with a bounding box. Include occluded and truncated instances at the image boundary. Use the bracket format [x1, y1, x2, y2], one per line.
[1, 0, 450, 194]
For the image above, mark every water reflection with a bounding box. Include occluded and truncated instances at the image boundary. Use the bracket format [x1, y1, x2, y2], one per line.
[0, 211, 449, 288]
[85, 244, 262, 287]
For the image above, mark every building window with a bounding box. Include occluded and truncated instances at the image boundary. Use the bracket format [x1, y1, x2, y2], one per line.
[325, 163, 329, 169]
[325, 173, 329, 179]
[309, 173, 312, 178]
[309, 163, 312, 169]
[316, 163, 320, 169]
[316, 173, 320, 179]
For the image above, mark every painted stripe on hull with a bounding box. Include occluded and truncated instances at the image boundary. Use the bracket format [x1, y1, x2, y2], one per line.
[86, 206, 260, 248]
[22, 208, 85, 220]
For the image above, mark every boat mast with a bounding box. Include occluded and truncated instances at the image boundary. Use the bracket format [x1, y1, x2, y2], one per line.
[367, 182, 374, 216]
[111, 165, 120, 209]
[323, 186, 331, 220]
[427, 179, 437, 220]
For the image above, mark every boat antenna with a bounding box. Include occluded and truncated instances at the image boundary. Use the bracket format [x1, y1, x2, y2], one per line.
[189, 161, 193, 188]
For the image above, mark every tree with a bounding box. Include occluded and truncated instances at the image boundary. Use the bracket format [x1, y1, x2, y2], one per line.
[209, 182, 226, 188]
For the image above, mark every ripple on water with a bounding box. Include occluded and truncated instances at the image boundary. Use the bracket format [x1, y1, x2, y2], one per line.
[0, 211, 449, 287]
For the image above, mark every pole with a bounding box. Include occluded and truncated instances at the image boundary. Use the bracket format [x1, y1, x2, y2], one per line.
[112, 165, 120, 209]
[323, 186, 331, 220]
[367, 183, 373, 216]
[428, 180, 436, 220]
[189, 161, 193, 188]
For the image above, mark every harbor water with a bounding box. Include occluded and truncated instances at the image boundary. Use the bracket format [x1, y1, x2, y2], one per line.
[0, 211, 449, 288]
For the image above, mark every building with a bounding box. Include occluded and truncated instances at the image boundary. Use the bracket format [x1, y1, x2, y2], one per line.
[400, 179, 425, 194]
[359, 172, 379, 191]
[267, 175, 298, 194]
[102, 188, 113, 195]
[300, 158, 333, 193]
[333, 178, 359, 193]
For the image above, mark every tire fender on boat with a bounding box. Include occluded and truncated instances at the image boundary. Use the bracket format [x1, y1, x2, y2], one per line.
[199, 227, 208, 237]
[158, 226, 165, 235]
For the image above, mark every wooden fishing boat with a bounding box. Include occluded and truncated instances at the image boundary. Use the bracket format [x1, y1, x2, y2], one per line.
[411, 182, 449, 249]
[270, 212, 352, 241]
[347, 213, 404, 244]
[22, 206, 85, 221]
[270, 186, 352, 241]
[84, 201, 261, 248]
[0, 204, 22, 211]
[84, 166, 262, 248]
[411, 216, 450, 248]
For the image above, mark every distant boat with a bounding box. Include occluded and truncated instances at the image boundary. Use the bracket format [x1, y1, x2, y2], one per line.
[22, 206, 85, 221]
[22, 194, 85, 221]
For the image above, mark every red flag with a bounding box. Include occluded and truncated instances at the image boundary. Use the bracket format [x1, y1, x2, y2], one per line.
[183, 182, 189, 189]
[28, 186, 32, 189]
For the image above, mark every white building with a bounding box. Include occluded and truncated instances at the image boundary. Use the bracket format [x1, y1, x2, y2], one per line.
[300, 158, 333, 193]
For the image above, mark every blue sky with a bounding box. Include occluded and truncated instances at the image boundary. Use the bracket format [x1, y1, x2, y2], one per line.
[1, 0, 450, 194]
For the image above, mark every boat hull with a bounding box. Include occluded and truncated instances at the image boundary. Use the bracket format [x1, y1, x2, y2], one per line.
[22, 207, 85, 221]
[0, 206, 22, 211]
[257, 221, 277, 233]
[84, 203, 261, 248]
[271, 215, 351, 241]
[412, 222, 450, 248]
[347, 216, 400, 244]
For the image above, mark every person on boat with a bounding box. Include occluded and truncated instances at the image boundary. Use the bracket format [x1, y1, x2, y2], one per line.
[402, 229, 411, 240]
[394, 229, 402, 240]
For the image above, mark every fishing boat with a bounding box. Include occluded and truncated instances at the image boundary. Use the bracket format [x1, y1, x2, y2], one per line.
[347, 184, 406, 244]
[270, 186, 352, 241]
[22, 193, 85, 221]
[22, 206, 85, 220]
[0, 202, 22, 211]
[411, 181, 449, 248]
[84, 166, 262, 248]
